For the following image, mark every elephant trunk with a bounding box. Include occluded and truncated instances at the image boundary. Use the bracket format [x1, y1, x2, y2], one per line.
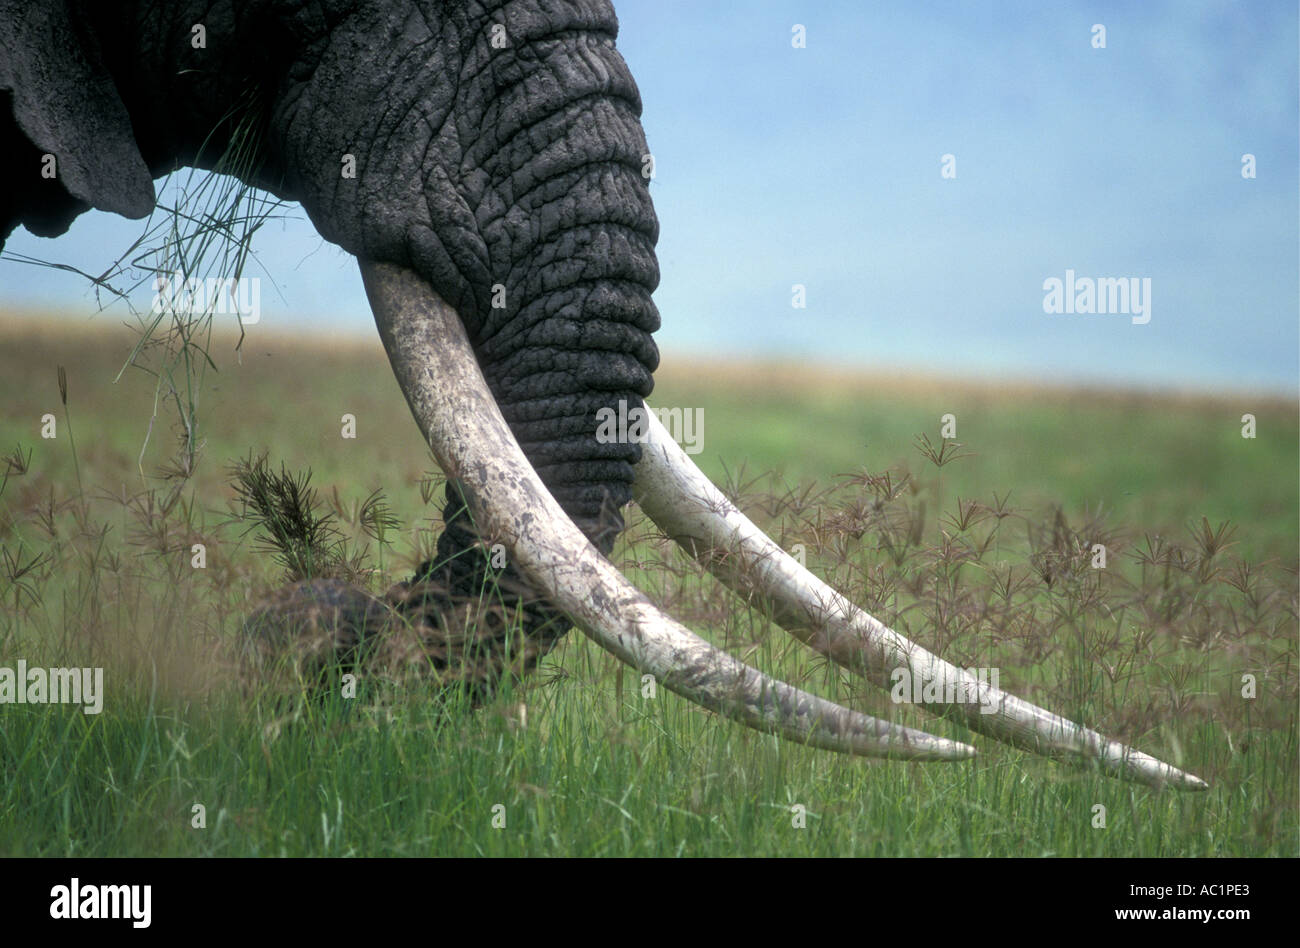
[456, 7, 661, 546]
[385, 8, 662, 692]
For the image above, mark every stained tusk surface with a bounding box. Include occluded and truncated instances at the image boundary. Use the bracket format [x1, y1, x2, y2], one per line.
[632, 407, 1209, 791]
[359, 261, 974, 761]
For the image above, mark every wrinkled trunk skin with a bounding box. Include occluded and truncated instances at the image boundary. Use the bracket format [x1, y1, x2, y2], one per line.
[268, 1, 662, 687]
[268, 0, 662, 537]
[385, 2, 662, 686]
[276, 2, 661, 690]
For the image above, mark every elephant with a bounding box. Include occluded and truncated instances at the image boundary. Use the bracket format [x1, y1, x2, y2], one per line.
[0, 0, 1206, 790]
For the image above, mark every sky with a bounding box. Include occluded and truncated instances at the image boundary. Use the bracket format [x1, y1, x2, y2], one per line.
[2, 0, 1296, 394]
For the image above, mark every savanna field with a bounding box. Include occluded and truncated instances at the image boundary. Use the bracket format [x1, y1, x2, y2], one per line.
[0, 311, 1295, 856]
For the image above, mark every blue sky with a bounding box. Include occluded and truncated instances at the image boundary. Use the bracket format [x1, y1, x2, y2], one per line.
[3, 0, 1296, 393]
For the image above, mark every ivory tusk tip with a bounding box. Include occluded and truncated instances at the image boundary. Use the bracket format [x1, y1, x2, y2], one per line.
[1115, 750, 1210, 792]
[1163, 769, 1210, 792]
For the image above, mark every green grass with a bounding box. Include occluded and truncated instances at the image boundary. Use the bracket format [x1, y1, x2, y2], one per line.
[0, 313, 1295, 856]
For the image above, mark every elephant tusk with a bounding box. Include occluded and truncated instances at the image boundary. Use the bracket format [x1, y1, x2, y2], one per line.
[631, 408, 1210, 791]
[359, 260, 974, 761]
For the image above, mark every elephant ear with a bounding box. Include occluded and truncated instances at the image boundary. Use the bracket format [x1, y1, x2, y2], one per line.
[0, 0, 155, 245]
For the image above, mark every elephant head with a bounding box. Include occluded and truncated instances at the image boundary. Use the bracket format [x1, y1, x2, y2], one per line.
[0, 0, 1206, 789]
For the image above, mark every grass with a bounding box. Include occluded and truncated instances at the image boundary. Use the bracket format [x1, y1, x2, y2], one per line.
[0, 311, 1295, 856]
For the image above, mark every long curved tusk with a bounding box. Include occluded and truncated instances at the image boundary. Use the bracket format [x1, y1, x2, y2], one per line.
[632, 407, 1209, 791]
[359, 261, 973, 761]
